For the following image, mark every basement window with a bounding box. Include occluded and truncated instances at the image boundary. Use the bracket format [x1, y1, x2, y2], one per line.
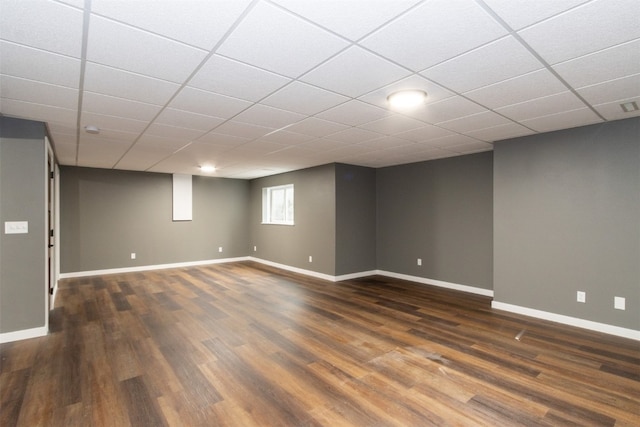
[262, 184, 294, 225]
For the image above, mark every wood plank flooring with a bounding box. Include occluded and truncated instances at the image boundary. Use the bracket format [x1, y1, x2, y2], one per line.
[1, 261, 639, 426]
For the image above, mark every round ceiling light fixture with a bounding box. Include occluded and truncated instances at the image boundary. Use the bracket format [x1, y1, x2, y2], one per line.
[200, 165, 216, 173]
[84, 125, 100, 134]
[387, 89, 427, 110]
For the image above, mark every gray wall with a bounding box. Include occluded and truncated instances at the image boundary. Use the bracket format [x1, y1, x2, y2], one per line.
[494, 118, 639, 329]
[376, 152, 494, 290]
[249, 164, 336, 275]
[60, 167, 250, 273]
[335, 163, 376, 276]
[0, 116, 47, 333]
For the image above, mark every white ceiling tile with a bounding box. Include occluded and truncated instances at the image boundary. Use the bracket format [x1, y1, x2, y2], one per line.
[447, 141, 493, 154]
[464, 69, 567, 109]
[356, 136, 415, 150]
[189, 55, 291, 102]
[301, 46, 411, 97]
[211, 121, 274, 139]
[0, 41, 80, 88]
[393, 125, 455, 143]
[52, 142, 77, 165]
[361, 0, 507, 71]
[359, 115, 425, 135]
[593, 99, 640, 121]
[259, 130, 315, 145]
[77, 126, 139, 144]
[553, 39, 640, 89]
[196, 131, 252, 147]
[47, 122, 76, 138]
[0, 0, 84, 57]
[261, 81, 349, 115]
[324, 127, 382, 143]
[284, 117, 349, 137]
[144, 123, 206, 141]
[232, 104, 306, 128]
[115, 139, 190, 171]
[299, 138, 350, 152]
[217, 1, 349, 77]
[154, 108, 225, 131]
[83, 62, 180, 106]
[77, 136, 131, 168]
[519, 108, 603, 133]
[482, 0, 590, 30]
[406, 96, 486, 124]
[1, 75, 78, 109]
[518, 0, 640, 64]
[577, 74, 640, 106]
[0, 98, 77, 126]
[80, 112, 148, 134]
[272, 0, 421, 41]
[123, 140, 228, 173]
[496, 91, 587, 122]
[135, 134, 192, 151]
[91, 0, 253, 49]
[86, 16, 208, 82]
[82, 92, 161, 121]
[357, 74, 455, 109]
[426, 134, 485, 149]
[316, 100, 391, 126]
[169, 87, 252, 118]
[465, 122, 535, 142]
[437, 111, 512, 133]
[421, 36, 543, 93]
[231, 140, 288, 155]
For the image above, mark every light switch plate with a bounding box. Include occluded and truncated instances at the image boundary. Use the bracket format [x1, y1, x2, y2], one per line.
[5, 221, 28, 234]
[614, 297, 626, 310]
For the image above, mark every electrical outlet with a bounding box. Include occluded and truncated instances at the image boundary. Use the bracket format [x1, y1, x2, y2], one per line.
[253, 246, 257, 252]
[417, 258, 422, 266]
[577, 291, 586, 303]
[309, 255, 313, 263]
[218, 247, 223, 253]
[614, 297, 626, 310]
[131, 253, 136, 260]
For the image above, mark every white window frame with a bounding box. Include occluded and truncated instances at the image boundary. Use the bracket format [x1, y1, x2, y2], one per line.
[262, 184, 294, 225]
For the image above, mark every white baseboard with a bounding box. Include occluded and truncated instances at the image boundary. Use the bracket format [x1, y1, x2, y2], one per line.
[59, 257, 251, 279]
[376, 270, 494, 297]
[0, 326, 48, 344]
[248, 257, 338, 282]
[492, 301, 640, 341]
[249, 258, 378, 282]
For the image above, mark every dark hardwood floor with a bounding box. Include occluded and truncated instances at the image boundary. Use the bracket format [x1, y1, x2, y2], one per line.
[1, 261, 638, 426]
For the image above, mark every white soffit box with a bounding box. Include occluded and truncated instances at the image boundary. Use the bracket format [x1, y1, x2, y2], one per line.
[172, 174, 192, 221]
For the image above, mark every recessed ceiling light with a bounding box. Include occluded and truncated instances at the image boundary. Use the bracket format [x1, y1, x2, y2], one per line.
[387, 90, 427, 110]
[84, 125, 100, 134]
[620, 101, 639, 113]
[200, 165, 216, 173]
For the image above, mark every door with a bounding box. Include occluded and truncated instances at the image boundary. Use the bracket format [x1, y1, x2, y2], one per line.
[47, 141, 56, 308]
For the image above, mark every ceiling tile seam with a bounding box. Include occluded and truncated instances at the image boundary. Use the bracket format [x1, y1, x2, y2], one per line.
[74, 0, 93, 166]
[86, 14, 208, 53]
[551, 36, 640, 69]
[82, 59, 186, 88]
[474, 0, 606, 122]
[266, 0, 429, 46]
[503, 0, 598, 33]
[0, 73, 80, 93]
[0, 39, 83, 63]
[107, 0, 263, 171]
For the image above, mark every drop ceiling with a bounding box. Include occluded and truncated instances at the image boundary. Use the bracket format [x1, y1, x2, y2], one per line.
[1, 0, 639, 179]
